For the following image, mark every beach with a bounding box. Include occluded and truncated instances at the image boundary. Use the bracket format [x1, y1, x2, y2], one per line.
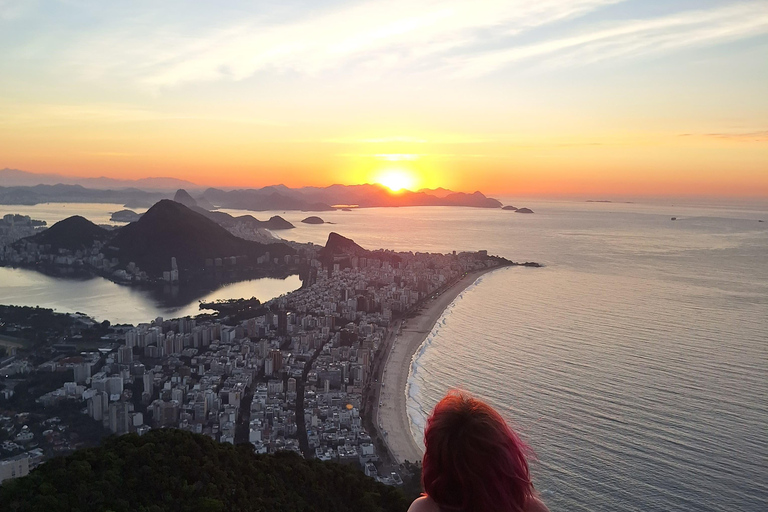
[375, 265, 507, 464]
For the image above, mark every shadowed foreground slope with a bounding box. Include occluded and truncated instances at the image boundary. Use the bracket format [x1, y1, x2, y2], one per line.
[0, 430, 409, 512]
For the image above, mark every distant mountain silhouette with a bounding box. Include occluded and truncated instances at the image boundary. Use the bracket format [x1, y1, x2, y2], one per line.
[203, 187, 334, 211]
[0, 171, 504, 210]
[417, 186, 454, 198]
[23, 215, 108, 251]
[201, 184, 502, 210]
[107, 200, 294, 275]
[0, 168, 199, 190]
[0, 183, 165, 206]
[172, 188, 200, 208]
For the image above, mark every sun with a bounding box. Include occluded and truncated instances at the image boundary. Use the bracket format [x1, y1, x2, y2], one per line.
[375, 169, 416, 192]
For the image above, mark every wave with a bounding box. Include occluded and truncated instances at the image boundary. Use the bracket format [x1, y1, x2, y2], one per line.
[404, 270, 500, 449]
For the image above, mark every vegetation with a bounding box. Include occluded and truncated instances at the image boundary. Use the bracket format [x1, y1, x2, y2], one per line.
[0, 429, 411, 512]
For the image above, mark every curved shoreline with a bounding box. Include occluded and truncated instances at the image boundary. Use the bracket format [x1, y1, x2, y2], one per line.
[375, 265, 508, 464]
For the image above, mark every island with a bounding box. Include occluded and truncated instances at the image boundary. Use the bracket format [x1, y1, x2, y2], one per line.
[110, 209, 142, 222]
[301, 216, 325, 224]
[515, 207, 534, 214]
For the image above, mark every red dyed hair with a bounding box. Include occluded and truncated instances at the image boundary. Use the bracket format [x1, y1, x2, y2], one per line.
[421, 391, 534, 512]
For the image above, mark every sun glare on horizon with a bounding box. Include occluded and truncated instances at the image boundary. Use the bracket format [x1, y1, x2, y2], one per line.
[374, 169, 418, 192]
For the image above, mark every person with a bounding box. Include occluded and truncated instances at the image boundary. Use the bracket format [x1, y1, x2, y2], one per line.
[408, 391, 550, 512]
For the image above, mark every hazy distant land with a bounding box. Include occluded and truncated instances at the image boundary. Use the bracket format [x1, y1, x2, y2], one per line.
[0, 169, 537, 211]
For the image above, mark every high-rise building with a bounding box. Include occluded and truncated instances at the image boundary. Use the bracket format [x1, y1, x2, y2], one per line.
[73, 362, 91, 384]
[108, 401, 131, 434]
[117, 346, 133, 364]
[152, 399, 180, 428]
[270, 349, 283, 373]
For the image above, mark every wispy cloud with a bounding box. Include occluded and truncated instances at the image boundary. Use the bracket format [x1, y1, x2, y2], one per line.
[681, 130, 768, 142]
[63, 0, 622, 87]
[449, 2, 768, 76]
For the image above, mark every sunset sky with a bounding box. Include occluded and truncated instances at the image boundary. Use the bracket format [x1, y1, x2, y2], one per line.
[1, 0, 766, 196]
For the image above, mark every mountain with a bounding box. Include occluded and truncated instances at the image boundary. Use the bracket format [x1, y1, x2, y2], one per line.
[0, 184, 165, 206]
[202, 187, 334, 211]
[323, 232, 367, 256]
[107, 200, 294, 274]
[0, 171, 504, 210]
[0, 168, 199, 191]
[417, 187, 454, 198]
[0, 429, 410, 512]
[22, 215, 108, 251]
[172, 188, 200, 209]
[319, 232, 403, 270]
[171, 197, 295, 231]
[442, 190, 502, 208]
[210, 183, 503, 209]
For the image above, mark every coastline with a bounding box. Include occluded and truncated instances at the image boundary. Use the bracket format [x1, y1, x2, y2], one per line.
[375, 265, 509, 464]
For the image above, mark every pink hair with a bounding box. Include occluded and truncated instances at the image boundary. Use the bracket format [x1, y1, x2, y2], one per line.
[421, 390, 534, 512]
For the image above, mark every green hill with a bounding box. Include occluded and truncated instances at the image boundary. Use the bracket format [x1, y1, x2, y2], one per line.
[0, 429, 409, 512]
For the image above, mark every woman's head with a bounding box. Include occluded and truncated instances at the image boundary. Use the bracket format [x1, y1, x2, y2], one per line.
[421, 390, 534, 512]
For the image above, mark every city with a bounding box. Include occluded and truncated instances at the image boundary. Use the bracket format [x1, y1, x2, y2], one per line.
[0, 220, 509, 486]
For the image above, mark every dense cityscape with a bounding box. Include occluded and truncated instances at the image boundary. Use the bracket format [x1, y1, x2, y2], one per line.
[0, 211, 509, 486]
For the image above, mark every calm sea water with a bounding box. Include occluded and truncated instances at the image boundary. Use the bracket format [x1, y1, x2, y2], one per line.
[0, 267, 301, 325]
[2, 199, 767, 510]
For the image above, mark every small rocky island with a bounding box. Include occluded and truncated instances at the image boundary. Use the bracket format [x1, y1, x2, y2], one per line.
[110, 209, 142, 222]
[515, 207, 534, 214]
[502, 205, 518, 211]
[301, 216, 325, 224]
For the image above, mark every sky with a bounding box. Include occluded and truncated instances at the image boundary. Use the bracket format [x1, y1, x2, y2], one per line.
[1, 0, 767, 196]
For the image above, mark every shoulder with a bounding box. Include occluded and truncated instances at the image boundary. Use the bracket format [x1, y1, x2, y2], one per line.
[526, 495, 551, 512]
[408, 495, 442, 512]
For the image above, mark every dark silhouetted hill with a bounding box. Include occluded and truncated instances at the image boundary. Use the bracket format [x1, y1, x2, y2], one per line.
[301, 216, 325, 224]
[23, 215, 108, 251]
[319, 232, 402, 269]
[107, 200, 294, 274]
[323, 232, 366, 256]
[0, 429, 409, 512]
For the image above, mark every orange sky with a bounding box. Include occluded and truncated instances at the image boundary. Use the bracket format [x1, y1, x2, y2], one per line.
[1, 1, 766, 196]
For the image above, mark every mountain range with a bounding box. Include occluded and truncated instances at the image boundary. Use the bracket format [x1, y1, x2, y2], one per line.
[21, 200, 295, 276]
[1, 169, 503, 210]
[0, 168, 198, 191]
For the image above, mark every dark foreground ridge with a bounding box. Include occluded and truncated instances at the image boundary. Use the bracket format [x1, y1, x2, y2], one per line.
[0, 429, 410, 512]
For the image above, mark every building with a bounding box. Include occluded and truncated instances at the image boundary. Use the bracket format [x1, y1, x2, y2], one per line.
[0, 454, 30, 484]
[108, 401, 131, 434]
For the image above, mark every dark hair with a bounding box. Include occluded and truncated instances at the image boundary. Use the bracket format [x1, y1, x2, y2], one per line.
[421, 390, 534, 512]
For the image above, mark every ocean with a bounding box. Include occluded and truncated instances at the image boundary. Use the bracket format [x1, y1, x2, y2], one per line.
[2, 199, 766, 510]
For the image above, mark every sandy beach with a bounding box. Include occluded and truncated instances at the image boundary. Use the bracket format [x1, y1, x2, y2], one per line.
[375, 265, 508, 464]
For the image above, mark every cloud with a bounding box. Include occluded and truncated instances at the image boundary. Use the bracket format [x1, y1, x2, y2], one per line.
[691, 130, 768, 142]
[448, 2, 768, 76]
[27, 1, 768, 89]
[62, 0, 622, 87]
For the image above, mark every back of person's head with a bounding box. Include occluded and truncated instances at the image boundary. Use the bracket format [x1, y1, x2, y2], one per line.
[421, 390, 534, 512]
